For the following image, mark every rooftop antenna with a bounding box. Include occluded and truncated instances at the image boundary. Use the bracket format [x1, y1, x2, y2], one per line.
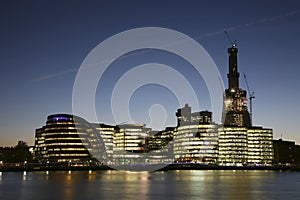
[224, 29, 237, 47]
[243, 73, 255, 125]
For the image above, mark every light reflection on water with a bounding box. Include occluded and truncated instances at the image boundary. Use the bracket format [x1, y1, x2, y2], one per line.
[0, 170, 299, 200]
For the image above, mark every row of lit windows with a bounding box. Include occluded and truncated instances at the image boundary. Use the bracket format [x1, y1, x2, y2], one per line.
[48, 154, 90, 157]
[48, 148, 87, 151]
[174, 141, 217, 146]
[46, 137, 82, 141]
[250, 141, 273, 144]
[219, 134, 247, 137]
[174, 150, 216, 154]
[219, 150, 248, 154]
[45, 126, 77, 130]
[46, 143, 88, 146]
[175, 146, 217, 151]
[115, 132, 147, 137]
[119, 136, 145, 140]
[219, 140, 247, 144]
[174, 137, 218, 141]
[95, 128, 115, 131]
[174, 149, 216, 154]
[248, 154, 274, 158]
[219, 148, 248, 152]
[248, 134, 273, 137]
[220, 127, 248, 131]
[120, 139, 144, 143]
[248, 130, 272, 133]
[248, 143, 273, 147]
[176, 134, 218, 138]
[45, 132, 80, 136]
[219, 136, 247, 140]
[118, 128, 145, 132]
[218, 157, 247, 161]
[46, 122, 74, 125]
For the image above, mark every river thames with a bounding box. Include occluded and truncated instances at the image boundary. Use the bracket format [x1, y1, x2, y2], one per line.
[0, 170, 299, 200]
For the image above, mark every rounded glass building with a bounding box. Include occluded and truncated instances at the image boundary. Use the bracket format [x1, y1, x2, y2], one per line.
[34, 114, 106, 164]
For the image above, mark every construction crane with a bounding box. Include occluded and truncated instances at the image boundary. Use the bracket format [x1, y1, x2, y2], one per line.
[243, 73, 255, 125]
[224, 29, 237, 47]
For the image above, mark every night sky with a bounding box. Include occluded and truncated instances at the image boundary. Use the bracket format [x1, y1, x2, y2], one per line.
[1, 0, 300, 146]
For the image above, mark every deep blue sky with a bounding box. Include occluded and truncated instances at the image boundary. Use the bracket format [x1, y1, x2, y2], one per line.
[1, 0, 300, 146]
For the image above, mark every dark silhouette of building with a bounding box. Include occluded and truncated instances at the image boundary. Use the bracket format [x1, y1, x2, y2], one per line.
[0, 141, 32, 163]
[176, 104, 212, 126]
[273, 139, 300, 166]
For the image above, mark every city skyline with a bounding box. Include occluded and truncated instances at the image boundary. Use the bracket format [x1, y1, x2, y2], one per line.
[1, 1, 300, 146]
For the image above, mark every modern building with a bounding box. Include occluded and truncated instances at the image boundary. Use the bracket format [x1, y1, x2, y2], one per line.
[247, 127, 273, 166]
[147, 128, 174, 151]
[113, 124, 151, 165]
[173, 105, 219, 164]
[218, 127, 274, 166]
[146, 127, 174, 164]
[218, 127, 248, 166]
[218, 44, 274, 166]
[223, 45, 251, 127]
[92, 123, 115, 164]
[34, 114, 106, 164]
[34, 127, 46, 161]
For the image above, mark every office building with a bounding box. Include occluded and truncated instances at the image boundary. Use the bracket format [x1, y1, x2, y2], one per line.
[113, 124, 150, 165]
[92, 123, 115, 164]
[34, 114, 106, 164]
[247, 127, 273, 166]
[174, 105, 219, 164]
[218, 127, 248, 166]
[146, 127, 174, 163]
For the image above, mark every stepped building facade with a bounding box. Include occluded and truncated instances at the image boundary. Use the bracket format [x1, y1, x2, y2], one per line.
[34, 114, 106, 164]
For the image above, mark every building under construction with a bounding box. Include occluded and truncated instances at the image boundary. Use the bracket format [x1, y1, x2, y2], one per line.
[218, 43, 274, 166]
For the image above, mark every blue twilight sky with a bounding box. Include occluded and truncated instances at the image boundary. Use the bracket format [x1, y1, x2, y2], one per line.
[0, 0, 300, 146]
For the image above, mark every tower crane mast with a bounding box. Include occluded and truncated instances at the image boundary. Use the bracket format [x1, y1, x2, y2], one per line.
[243, 73, 255, 125]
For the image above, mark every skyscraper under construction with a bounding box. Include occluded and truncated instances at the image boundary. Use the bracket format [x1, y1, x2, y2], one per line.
[224, 45, 251, 127]
[218, 43, 273, 166]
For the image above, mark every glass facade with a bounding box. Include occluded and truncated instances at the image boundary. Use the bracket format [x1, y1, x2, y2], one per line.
[93, 123, 115, 164]
[247, 127, 273, 166]
[174, 105, 219, 164]
[34, 114, 104, 164]
[224, 89, 251, 127]
[218, 127, 274, 166]
[174, 124, 219, 164]
[113, 124, 150, 165]
[146, 128, 174, 164]
[218, 127, 248, 166]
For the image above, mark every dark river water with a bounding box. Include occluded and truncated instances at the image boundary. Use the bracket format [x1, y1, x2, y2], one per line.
[0, 170, 299, 200]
